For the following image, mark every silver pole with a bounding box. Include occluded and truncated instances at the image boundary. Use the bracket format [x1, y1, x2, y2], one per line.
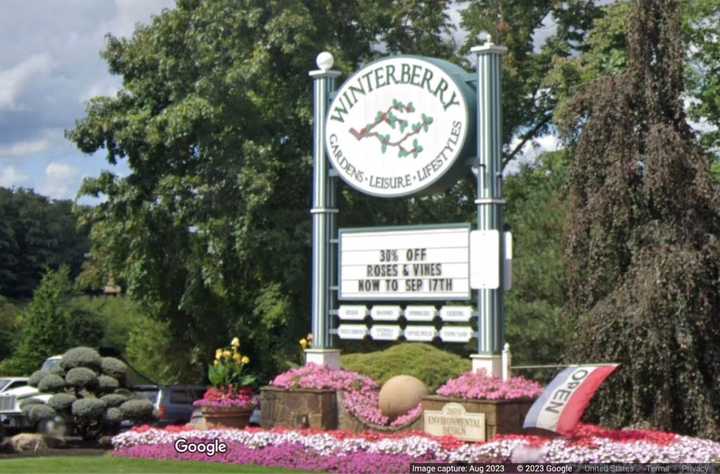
[471, 38, 507, 356]
[309, 53, 340, 349]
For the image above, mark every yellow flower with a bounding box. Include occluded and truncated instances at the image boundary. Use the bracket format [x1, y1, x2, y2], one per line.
[233, 353, 242, 363]
[241, 356, 250, 365]
[215, 349, 222, 360]
[223, 350, 232, 359]
[231, 337, 240, 348]
[299, 338, 308, 349]
[213, 360, 220, 367]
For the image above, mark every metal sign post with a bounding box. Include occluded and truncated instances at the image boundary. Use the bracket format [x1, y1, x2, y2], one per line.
[470, 38, 508, 377]
[307, 53, 341, 368]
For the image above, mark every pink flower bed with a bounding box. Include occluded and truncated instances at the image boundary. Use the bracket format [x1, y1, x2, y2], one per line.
[193, 387, 256, 409]
[113, 424, 720, 471]
[436, 371, 544, 400]
[271, 363, 423, 428]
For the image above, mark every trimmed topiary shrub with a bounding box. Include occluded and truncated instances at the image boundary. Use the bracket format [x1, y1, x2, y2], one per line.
[28, 369, 48, 387]
[100, 357, 127, 381]
[65, 367, 98, 389]
[72, 398, 107, 419]
[48, 393, 77, 412]
[28, 404, 56, 424]
[19, 398, 44, 410]
[61, 346, 101, 371]
[341, 343, 471, 392]
[97, 375, 119, 392]
[119, 399, 154, 420]
[100, 393, 128, 408]
[104, 407, 123, 424]
[48, 365, 66, 377]
[38, 374, 66, 393]
[113, 388, 134, 398]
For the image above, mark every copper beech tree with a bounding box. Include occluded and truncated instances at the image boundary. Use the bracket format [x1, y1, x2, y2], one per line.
[565, 0, 720, 437]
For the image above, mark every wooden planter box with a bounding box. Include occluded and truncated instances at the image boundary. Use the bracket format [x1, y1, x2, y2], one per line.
[260, 386, 338, 430]
[422, 395, 534, 441]
[337, 391, 423, 434]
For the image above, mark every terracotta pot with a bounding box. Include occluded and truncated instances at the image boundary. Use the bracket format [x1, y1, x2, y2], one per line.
[201, 406, 253, 429]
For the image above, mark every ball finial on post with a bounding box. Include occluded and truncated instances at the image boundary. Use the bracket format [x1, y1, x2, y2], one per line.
[316, 52, 334, 72]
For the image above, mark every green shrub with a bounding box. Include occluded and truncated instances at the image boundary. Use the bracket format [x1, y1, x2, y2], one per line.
[38, 374, 66, 393]
[113, 388, 134, 398]
[100, 393, 128, 408]
[104, 407, 123, 424]
[71, 398, 106, 418]
[48, 365, 66, 377]
[65, 367, 98, 388]
[98, 375, 119, 392]
[19, 398, 44, 411]
[119, 399, 154, 420]
[48, 393, 77, 412]
[28, 404, 56, 423]
[341, 343, 471, 392]
[28, 370, 48, 387]
[100, 357, 127, 380]
[61, 346, 101, 371]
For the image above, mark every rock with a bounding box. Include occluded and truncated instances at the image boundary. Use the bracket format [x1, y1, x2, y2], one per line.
[7, 433, 47, 453]
[378, 375, 428, 418]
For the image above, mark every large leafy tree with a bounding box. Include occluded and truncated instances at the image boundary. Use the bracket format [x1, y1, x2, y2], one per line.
[67, 0, 462, 382]
[565, 0, 720, 437]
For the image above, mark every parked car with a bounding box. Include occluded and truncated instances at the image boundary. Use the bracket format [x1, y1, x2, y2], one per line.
[133, 384, 207, 426]
[0, 377, 28, 393]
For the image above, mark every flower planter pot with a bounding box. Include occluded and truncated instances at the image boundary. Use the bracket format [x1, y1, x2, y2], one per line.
[260, 386, 338, 430]
[422, 395, 534, 441]
[201, 406, 253, 429]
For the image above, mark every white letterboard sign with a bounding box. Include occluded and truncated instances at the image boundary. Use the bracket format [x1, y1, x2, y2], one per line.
[339, 225, 471, 301]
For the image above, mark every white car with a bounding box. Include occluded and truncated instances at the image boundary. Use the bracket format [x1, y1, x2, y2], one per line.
[0, 356, 61, 432]
[0, 377, 28, 393]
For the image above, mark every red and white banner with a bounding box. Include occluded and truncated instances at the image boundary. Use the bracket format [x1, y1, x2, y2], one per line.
[523, 364, 619, 435]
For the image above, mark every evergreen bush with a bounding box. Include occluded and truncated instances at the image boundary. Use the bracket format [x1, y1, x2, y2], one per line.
[65, 367, 98, 389]
[48, 393, 77, 412]
[61, 346, 101, 371]
[341, 343, 470, 392]
[37, 374, 66, 393]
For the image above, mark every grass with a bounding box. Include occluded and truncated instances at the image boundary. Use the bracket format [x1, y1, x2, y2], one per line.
[0, 455, 314, 474]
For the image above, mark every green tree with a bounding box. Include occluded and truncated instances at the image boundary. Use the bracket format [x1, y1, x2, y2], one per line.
[565, 0, 720, 437]
[503, 151, 571, 369]
[0, 188, 90, 298]
[12, 267, 75, 373]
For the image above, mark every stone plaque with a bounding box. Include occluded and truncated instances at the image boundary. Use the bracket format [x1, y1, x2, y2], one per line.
[423, 402, 486, 441]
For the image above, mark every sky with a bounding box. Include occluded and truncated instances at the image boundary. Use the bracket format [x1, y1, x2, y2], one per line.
[0, 1, 559, 201]
[0, 0, 174, 200]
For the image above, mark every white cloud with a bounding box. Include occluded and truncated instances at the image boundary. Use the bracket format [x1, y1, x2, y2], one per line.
[0, 53, 54, 110]
[39, 162, 79, 199]
[0, 137, 50, 157]
[0, 165, 28, 187]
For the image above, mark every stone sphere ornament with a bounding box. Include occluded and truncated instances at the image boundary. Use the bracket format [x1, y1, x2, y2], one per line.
[316, 51, 334, 71]
[378, 375, 428, 418]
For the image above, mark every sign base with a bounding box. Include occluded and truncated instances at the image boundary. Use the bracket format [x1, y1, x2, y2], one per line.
[305, 349, 341, 369]
[471, 353, 502, 378]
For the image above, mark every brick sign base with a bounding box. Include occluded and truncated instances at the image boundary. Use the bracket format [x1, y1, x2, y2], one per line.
[260, 386, 338, 430]
[421, 395, 533, 440]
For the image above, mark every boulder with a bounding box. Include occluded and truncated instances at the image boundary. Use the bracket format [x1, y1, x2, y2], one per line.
[378, 375, 428, 418]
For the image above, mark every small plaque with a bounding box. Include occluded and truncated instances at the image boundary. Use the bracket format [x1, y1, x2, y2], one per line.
[439, 326, 473, 343]
[424, 402, 486, 441]
[369, 325, 401, 341]
[439, 306, 473, 322]
[404, 306, 437, 322]
[370, 305, 402, 321]
[404, 326, 437, 342]
[338, 305, 368, 321]
[337, 324, 368, 340]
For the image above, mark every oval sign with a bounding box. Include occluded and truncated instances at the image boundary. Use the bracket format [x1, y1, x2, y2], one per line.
[326, 56, 474, 198]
